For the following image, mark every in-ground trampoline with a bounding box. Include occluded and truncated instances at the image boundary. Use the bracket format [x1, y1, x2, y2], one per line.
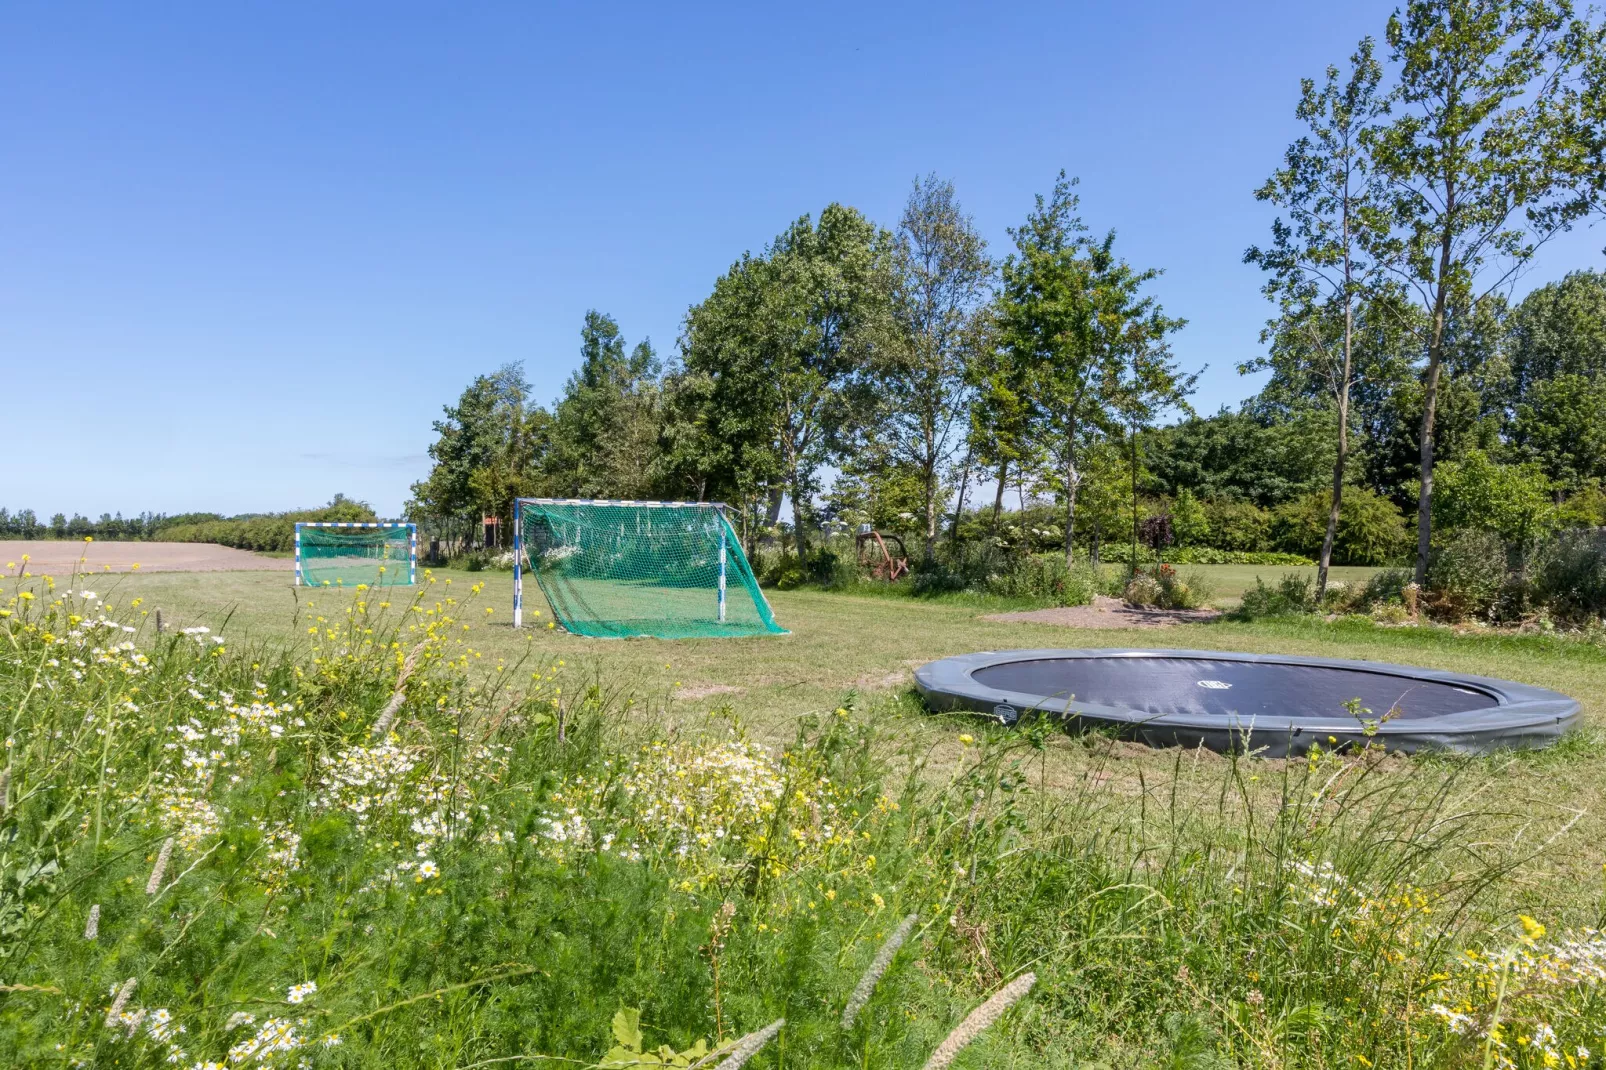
[914, 649, 1580, 756]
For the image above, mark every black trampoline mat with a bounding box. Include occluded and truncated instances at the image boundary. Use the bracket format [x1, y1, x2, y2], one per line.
[971, 656, 1499, 722]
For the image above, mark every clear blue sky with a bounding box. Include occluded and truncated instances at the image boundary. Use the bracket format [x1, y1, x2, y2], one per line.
[4, 2, 1601, 519]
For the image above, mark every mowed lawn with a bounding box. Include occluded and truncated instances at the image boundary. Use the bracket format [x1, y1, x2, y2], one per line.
[70, 561, 1606, 918]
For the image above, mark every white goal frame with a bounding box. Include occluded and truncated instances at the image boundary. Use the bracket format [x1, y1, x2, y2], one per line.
[511, 498, 731, 628]
[293, 521, 418, 586]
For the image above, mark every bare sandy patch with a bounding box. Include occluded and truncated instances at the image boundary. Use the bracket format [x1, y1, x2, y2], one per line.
[853, 668, 911, 691]
[982, 594, 1220, 629]
[675, 683, 745, 700]
[2, 541, 291, 575]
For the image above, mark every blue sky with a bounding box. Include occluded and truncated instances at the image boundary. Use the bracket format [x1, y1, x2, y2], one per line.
[4, 2, 1601, 519]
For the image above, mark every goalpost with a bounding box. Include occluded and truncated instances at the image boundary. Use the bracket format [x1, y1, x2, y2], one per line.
[294, 522, 418, 587]
[512, 498, 786, 639]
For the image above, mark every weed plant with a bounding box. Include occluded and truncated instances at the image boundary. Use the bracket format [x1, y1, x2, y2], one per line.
[1, 552, 1603, 1068]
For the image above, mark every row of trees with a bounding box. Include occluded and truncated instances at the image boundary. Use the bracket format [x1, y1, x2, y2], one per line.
[0, 509, 225, 541]
[410, 177, 1194, 563]
[411, 0, 1606, 588]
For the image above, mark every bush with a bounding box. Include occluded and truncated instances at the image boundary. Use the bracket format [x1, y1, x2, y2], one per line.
[160, 496, 380, 553]
[1556, 485, 1606, 528]
[1334, 568, 1414, 614]
[1269, 487, 1410, 565]
[1533, 529, 1606, 624]
[1203, 499, 1271, 552]
[1098, 544, 1314, 566]
[1122, 564, 1212, 610]
[1170, 489, 1211, 547]
[1425, 528, 1511, 621]
[1432, 449, 1556, 546]
[1234, 573, 1318, 619]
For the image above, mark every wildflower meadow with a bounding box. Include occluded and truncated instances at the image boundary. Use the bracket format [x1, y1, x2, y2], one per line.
[2, 554, 1604, 1068]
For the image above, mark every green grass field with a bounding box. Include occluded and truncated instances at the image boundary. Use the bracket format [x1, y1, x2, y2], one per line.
[10, 560, 1606, 1067]
[93, 564, 1606, 891]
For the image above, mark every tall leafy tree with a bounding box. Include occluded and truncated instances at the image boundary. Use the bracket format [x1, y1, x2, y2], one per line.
[1245, 39, 1390, 596]
[408, 363, 536, 545]
[681, 205, 891, 560]
[876, 175, 992, 560]
[542, 311, 664, 499]
[996, 174, 1190, 565]
[1362, 0, 1606, 583]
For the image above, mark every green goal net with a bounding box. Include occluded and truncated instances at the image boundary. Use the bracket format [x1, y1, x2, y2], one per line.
[515, 500, 785, 639]
[296, 524, 416, 587]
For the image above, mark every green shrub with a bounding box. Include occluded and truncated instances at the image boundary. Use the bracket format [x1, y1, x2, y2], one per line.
[1234, 572, 1318, 619]
[1533, 529, 1606, 624]
[1331, 567, 1414, 614]
[1202, 499, 1270, 552]
[1556, 484, 1606, 528]
[159, 496, 379, 553]
[1425, 528, 1511, 621]
[1170, 489, 1211, 547]
[1122, 564, 1211, 610]
[1098, 544, 1313, 566]
[1432, 449, 1556, 546]
[1269, 487, 1410, 565]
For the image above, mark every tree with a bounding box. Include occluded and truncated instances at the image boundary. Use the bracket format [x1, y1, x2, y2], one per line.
[1362, 0, 1605, 584]
[1432, 447, 1557, 544]
[1512, 373, 1606, 488]
[541, 312, 664, 499]
[408, 363, 536, 546]
[1505, 268, 1606, 394]
[680, 205, 891, 560]
[965, 311, 1035, 532]
[996, 174, 1191, 566]
[1246, 38, 1390, 596]
[876, 175, 992, 561]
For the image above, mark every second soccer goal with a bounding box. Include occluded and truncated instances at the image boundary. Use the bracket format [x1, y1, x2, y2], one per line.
[513, 499, 786, 639]
[295, 522, 417, 587]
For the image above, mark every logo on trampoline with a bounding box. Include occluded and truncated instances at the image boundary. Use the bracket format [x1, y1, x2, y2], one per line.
[1196, 680, 1232, 690]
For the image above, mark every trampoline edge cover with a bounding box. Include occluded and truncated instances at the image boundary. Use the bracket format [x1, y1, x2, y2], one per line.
[914, 649, 1580, 756]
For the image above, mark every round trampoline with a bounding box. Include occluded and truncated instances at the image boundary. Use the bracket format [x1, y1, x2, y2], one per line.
[914, 649, 1580, 756]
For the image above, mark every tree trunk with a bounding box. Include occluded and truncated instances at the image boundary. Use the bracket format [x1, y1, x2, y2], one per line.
[1090, 523, 1101, 570]
[789, 481, 809, 562]
[990, 459, 1009, 532]
[1062, 469, 1079, 568]
[1319, 262, 1357, 600]
[1129, 423, 1141, 577]
[1415, 271, 1453, 585]
[922, 465, 939, 563]
[949, 443, 974, 545]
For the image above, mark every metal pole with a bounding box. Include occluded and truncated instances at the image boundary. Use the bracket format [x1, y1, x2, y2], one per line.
[512, 500, 523, 628]
[294, 523, 303, 586]
[409, 524, 417, 585]
[717, 512, 727, 623]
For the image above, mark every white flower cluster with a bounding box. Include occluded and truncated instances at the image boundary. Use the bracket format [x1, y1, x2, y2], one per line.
[532, 738, 847, 876]
[102, 991, 189, 1066]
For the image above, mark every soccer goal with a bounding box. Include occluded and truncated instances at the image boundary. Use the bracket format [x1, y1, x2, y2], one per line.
[294, 522, 417, 587]
[513, 498, 786, 639]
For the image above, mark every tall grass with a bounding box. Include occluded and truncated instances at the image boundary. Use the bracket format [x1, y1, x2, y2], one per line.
[1, 558, 1602, 1068]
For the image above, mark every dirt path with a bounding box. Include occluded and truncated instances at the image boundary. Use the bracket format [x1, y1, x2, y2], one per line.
[2, 541, 291, 574]
[982, 594, 1221, 629]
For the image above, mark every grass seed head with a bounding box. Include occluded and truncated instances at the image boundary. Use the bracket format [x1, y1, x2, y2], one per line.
[714, 1018, 784, 1070]
[146, 836, 175, 895]
[920, 972, 1036, 1070]
[841, 913, 918, 1029]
